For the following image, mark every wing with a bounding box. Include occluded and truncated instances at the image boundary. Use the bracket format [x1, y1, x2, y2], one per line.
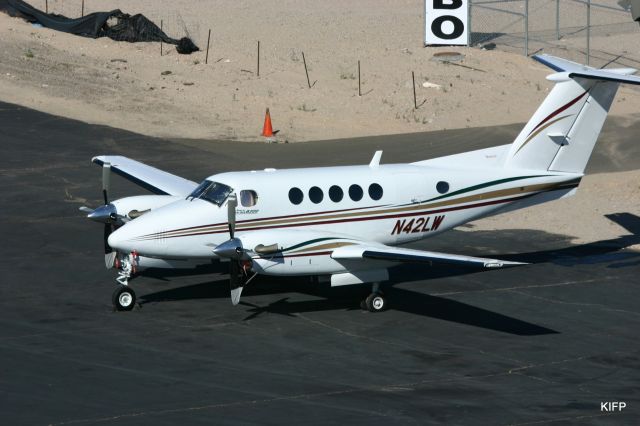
[331, 243, 525, 268]
[93, 155, 198, 196]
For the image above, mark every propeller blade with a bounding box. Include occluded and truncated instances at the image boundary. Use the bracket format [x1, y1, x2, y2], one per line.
[79, 206, 93, 213]
[103, 223, 116, 269]
[105, 252, 117, 269]
[229, 261, 243, 305]
[104, 223, 113, 254]
[102, 162, 111, 205]
[227, 193, 237, 239]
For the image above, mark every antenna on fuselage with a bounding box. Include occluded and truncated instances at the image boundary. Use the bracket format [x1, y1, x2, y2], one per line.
[369, 151, 382, 168]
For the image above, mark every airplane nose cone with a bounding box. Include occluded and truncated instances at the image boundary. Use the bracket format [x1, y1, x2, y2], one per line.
[107, 227, 130, 252]
[88, 204, 117, 223]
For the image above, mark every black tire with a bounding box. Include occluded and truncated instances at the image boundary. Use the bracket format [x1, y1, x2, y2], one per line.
[365, 292, 386, 312]
[112, 285, 136, 311]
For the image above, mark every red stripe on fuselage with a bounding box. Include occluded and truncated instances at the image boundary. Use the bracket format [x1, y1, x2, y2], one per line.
[138, 203, 386, 239]
[150, 191, 547, 240]
[528, 90, 587, 135]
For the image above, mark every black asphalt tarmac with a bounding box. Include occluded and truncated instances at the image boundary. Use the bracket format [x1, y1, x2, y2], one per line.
[1, 101, 639, 425]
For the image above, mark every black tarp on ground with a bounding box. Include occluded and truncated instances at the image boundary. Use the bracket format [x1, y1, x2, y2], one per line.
[0, 0, 199, 54]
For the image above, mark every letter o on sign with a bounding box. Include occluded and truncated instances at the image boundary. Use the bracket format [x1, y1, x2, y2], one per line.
[431, 16, 464, 40]
[424, 0, 469, 46]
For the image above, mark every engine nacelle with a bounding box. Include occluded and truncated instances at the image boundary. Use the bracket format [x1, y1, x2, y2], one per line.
[112, 195, 182, 221]
[238, 229, 357, 276]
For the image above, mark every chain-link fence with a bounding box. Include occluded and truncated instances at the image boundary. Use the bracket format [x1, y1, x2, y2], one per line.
[470, 0, 640, 68]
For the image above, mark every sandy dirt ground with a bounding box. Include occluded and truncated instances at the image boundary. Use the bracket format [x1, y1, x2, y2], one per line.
[0, 0, 639, 246]
[1, 0, 640, 143]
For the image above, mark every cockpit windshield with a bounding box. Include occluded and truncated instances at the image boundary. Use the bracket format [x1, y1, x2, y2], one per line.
[188, 180, 233, 206]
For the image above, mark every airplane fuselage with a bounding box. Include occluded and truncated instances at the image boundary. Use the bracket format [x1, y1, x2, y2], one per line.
[108, 163, 580, 276]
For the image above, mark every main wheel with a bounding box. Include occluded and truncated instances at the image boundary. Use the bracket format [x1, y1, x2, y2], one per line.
[365, 292, 386, 312]
[112, 285, 136, 311]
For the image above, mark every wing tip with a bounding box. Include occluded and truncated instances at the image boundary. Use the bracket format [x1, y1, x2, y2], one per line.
[484, 261, 528, 268]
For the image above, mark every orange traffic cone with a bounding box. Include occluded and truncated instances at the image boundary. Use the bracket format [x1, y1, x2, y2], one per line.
[261, 108, 274, 138]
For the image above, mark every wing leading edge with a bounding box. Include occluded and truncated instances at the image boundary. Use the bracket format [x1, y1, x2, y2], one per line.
[92, 155, 198, 196]
[331, 244, 525, 268]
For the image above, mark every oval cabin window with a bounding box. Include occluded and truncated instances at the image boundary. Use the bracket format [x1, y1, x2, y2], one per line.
[329, 185, 343, 202]
[349, 184, 363, 201]
[368, 183, 383, 200]
[436, 181, 450, 194]
[309, 186, 324, 204]
[289, 187, 304, 205]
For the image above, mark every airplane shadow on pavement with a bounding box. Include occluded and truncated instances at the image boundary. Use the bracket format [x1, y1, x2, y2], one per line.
[139, 213, 640, 336]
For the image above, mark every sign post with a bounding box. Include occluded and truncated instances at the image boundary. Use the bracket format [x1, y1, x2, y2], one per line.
[424, 0, 469, 46]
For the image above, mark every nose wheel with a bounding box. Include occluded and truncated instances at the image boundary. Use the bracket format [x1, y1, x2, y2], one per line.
[112, 285, 136, 311]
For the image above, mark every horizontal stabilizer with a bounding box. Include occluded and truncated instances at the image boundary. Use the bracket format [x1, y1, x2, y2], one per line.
[534, 54, 640, 84]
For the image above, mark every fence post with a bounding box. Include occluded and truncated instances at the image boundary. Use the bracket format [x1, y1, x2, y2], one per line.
[556, 0, 560, 40]
[586, 0, 591, 65]
[423, 0, 427, 46]
[412, 71, 417, 110]
[205, 29, 211, 64]
[524, 0, 529, 56]
[358, 60, 361, 97]
[467, 0, 472, 46]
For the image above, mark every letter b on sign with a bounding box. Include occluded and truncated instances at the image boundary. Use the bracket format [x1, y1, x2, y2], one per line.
[425, 0, 468, 45]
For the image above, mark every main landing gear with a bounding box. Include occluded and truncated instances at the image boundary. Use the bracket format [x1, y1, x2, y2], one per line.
[112, 251, 138, 311]
[361, 282, 387, 313]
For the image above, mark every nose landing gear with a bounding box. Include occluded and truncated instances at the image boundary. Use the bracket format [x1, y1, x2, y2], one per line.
[112, 251, 139, 311]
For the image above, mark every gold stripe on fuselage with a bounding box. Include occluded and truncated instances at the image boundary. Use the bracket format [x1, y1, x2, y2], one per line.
[135, 179, 579, 240]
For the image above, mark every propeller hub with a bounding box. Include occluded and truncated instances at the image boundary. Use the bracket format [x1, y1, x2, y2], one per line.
[87, 203, 117, 224]
[213, 238, 244, 259]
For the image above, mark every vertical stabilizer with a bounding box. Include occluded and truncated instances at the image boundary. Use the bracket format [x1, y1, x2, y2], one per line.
[504, 54, 639, 173]
[548, 81, 619, 173]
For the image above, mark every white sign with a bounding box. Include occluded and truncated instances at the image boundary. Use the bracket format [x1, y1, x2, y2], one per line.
[424, 0, 469, 46]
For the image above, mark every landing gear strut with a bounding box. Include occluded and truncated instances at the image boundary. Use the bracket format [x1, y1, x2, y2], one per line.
[112, 251, 138, 311]
[361, 282, 387, 312]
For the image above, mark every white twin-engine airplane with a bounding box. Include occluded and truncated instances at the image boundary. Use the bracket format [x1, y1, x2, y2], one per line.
[81, 54, 640, 312]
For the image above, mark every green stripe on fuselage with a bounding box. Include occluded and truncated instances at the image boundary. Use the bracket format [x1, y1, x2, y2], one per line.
[424, 175, 550, 203]
[281, 237, 339, 253]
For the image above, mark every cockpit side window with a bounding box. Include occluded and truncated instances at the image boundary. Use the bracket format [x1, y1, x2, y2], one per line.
[188, 180, 233, 206]
[240, 190, 258, 207]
